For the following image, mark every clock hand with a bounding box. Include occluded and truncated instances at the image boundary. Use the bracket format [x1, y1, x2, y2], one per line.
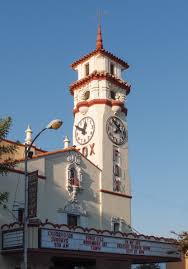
[112, 118, 121, 133]
[82, 121, 87, 135]
[75, 124, 87, 135]
[75, 125, 84, 132]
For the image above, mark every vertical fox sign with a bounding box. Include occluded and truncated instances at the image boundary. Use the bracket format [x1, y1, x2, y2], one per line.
[28, 170, 38, 218]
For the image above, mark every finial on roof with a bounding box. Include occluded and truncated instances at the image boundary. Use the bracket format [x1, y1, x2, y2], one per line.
[25, 124, 32, 145]
[96, 20, 103, 50]
[64, 136, 70, 149]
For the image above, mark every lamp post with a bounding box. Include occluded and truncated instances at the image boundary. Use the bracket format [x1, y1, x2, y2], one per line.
[23, 119, 63, 269]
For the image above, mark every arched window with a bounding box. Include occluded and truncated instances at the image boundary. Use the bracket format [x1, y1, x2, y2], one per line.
[66, 163, 83, 196]
[69, 168, 79, 186]
[84, 91, 90, 100]
[113, 222, 120, 232]
[110, 91, 116, 100]
[85, 63, 89, 76]
[110, 63, 115, 75]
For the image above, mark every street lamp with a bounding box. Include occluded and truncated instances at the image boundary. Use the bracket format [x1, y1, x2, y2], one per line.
[23, 119, 63, 269]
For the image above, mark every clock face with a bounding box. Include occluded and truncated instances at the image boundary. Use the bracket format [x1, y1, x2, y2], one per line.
[75, 117, 95, 145]
[106, 116, 127, 145]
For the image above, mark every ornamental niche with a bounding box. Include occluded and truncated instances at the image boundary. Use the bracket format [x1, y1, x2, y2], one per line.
[66, 152, 83, 202]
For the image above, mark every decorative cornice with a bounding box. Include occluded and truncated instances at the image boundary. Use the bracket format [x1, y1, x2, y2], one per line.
[69, 71, 131, 95]
[100, 189, 132, 199]
[71, 48, 129, 70]
[1, 220, 178, 244]
[63, 200, 87, 216]
[73, 99, 127, 116]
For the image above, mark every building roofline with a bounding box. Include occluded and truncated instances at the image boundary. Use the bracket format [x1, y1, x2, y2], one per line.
[1, 138, 47, 153]
[16, 147, 77, 162]
[15, 147, 102, 171]
[7, 168, 46, 179]
[71, 48, 129, 70]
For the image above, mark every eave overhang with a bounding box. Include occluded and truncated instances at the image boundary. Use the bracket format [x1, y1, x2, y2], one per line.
[71, 48, 129, 70]
[69, 71, 131, 95]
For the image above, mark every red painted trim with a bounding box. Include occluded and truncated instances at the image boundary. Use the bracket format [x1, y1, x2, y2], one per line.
[69, 71, 131, 95]
[7, 168, 46, 180]
[71, 49, 129, 70]
[96, 24, 103, 50]
[100, 189, 132, 199]
[73, 99, 127, 116]
[1, 138, 46, 153]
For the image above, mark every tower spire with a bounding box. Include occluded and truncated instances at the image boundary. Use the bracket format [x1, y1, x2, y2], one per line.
[96, 19, 103, 50]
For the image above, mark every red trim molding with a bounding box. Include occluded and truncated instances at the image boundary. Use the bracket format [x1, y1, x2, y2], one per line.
[73, 99, 127, 115]
[69, 71, 131, 95]
[100, 189, 132, 199]
[8, 168, 46, 180]
[1, 221, 178, 244]
[71, 48, 129, 70]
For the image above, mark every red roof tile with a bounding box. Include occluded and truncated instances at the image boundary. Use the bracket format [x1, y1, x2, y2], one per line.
[69, 71, 131, 95]
[71, 48, 129, 70]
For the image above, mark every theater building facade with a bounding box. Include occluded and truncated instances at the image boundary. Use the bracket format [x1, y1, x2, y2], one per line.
[0, 25, 181, 268]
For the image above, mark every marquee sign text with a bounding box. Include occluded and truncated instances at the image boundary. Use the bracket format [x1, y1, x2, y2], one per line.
[39, 228, 179, 258]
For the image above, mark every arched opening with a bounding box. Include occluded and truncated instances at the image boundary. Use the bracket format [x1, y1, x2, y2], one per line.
[84, 91, 90, 100]
[110, 62, 115, 75]
[110, 90, 116, 100]
[113, 222, 120, 232]
[69, 168, 79, 186]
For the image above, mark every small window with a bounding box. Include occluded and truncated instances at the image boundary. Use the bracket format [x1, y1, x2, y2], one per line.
[84, 91, 90, 100]
[114, 164, 120, 177]
[85, 63, 89, 76]
[113, 222, 120, 232]
[113, 146, 120, 162]
[110, 63, 115, 75]
[110, 91, 116, 100]
[67, 214, 78, 227]
[114, 177, 121, 192]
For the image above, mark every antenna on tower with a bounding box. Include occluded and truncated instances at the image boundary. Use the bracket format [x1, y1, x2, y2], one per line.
[97, 10, 101, 26]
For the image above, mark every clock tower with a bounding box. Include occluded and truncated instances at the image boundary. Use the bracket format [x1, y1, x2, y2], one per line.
[70, 24, 132, 230]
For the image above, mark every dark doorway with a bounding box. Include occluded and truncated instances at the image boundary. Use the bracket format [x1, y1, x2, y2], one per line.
[50, 257, 96, 269]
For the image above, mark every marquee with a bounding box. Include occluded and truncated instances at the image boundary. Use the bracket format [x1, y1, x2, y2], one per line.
[38, 228, 180, 258]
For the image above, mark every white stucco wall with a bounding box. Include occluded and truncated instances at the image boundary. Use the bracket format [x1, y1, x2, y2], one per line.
[75, 54, 123, 80]
[0, 150, 101, 229]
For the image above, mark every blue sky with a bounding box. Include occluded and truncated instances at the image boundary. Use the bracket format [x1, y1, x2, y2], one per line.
[0, 0, 187, 238]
